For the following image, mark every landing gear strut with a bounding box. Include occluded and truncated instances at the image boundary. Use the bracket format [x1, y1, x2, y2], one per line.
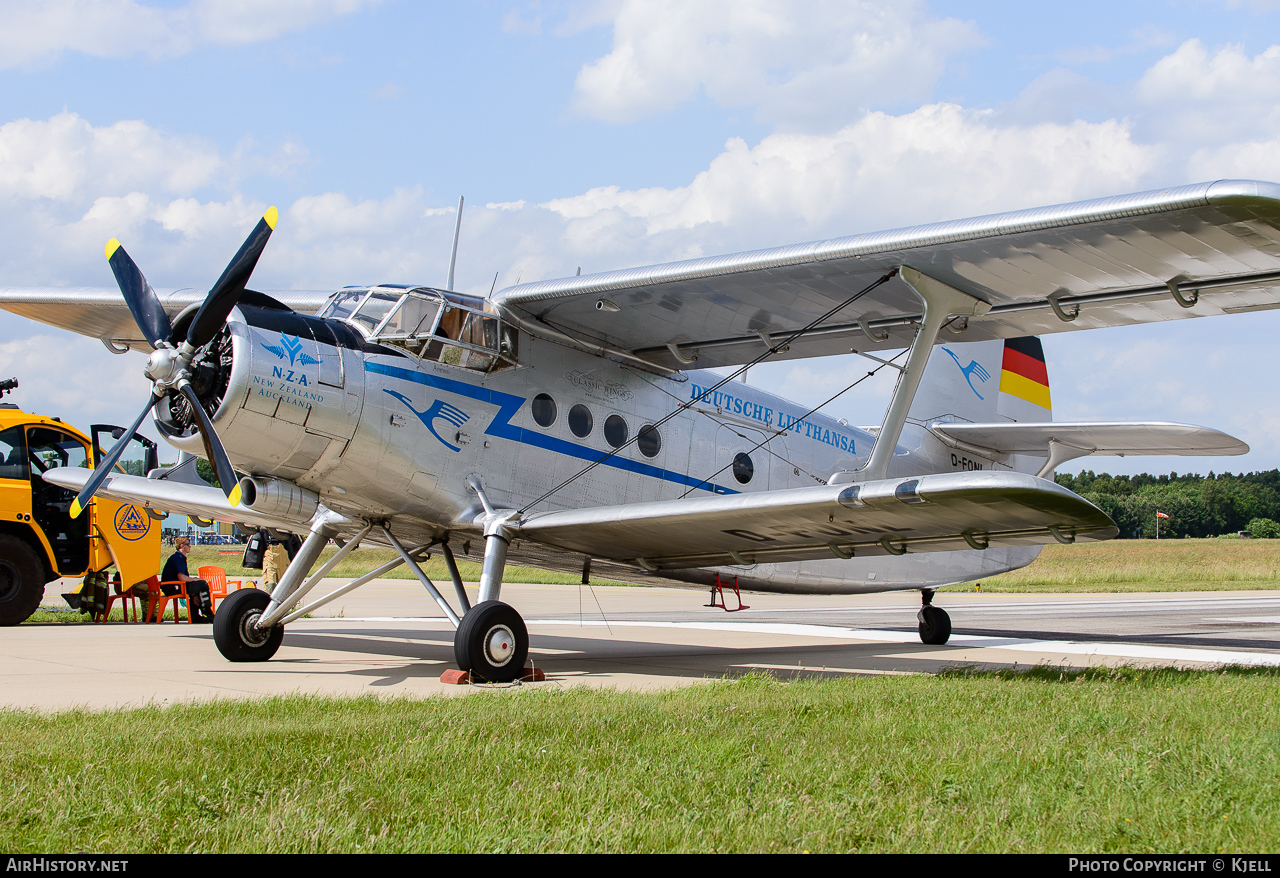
[917, 589, 952, 645]
[451, 477, 531, 682]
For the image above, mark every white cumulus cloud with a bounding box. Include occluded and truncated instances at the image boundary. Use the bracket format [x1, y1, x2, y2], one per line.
[572, 0, 983, 129]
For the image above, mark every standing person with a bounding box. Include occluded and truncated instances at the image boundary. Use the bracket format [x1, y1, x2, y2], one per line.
[160, 536, 214, 623]
[261, 531, 291, 590]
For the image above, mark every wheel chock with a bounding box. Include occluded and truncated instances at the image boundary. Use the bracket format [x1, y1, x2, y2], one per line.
[439, 667, 545, 685]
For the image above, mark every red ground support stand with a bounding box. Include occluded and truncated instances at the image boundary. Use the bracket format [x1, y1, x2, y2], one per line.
[705, 574, 750, 612]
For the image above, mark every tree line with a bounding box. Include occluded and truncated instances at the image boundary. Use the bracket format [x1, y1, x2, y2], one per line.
[1054, 470, 1280, 539]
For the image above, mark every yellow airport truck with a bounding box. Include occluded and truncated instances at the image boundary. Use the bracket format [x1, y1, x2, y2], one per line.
[0, 379, 162, 624]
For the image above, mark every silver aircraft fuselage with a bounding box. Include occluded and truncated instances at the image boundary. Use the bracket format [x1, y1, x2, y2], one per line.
[161, 288, 1041, 594]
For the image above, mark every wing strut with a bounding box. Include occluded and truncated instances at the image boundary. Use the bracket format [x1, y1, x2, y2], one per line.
[860, 266, 991, 480]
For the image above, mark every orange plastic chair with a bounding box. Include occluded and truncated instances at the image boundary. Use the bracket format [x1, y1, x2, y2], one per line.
[143, 575, 193, 623]
[198, 566, 229, 613]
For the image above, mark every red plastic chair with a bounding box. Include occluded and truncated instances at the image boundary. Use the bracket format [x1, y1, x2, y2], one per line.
[143, 575, 193, 623]
[99, 576, 140, 623]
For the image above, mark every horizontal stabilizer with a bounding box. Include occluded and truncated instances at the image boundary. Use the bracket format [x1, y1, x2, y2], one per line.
[515, 471, 1117, 570]
[41, 467, 317, 533]
[930, 421, 1248, 457]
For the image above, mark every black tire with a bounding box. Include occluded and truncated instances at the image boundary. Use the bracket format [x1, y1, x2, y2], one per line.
[918, 604, 952, 645]
[453, 600, 528, 683]
[0, 535, 46, 626]
[213, 588, 284, 662]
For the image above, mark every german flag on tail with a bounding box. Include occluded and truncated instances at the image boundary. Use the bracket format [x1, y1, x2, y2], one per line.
[999, 337, 1051, 412]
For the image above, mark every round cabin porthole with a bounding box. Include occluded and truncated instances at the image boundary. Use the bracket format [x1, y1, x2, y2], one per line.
[568, 404, 593, 438]
[604, 414, 628, 448]
[732, 452, 754, 484]
[531, 393, 557, 427]
[637, 425, 661, 458]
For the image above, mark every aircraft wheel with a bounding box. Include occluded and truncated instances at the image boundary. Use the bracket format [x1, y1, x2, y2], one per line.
[454, 600, 528, 683]
[0, 535, 45, 626]
[918, 605, 952, 645]
[213, 588, 283, 662]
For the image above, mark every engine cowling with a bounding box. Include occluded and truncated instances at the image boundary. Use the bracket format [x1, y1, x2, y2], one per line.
[156, 297, 365, 484]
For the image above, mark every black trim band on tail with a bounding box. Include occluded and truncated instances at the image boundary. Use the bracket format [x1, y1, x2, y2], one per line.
[1004, 335, 1045, 363]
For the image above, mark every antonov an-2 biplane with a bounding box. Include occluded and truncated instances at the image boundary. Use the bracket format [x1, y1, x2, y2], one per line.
[2, 179, 1273, 680]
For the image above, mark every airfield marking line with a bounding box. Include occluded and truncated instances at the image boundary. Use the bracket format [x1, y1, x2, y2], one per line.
[754, 596, 1280, 615]
[528, 619, 1280, 668]
[1210, 616, 1280, 624]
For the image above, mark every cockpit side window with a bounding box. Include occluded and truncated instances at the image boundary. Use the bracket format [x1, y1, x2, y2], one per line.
[339, 287, 519, 372]
[319, 289, 368, 322]
[379, 295, 440, 338]
[350, 291, 403, 334]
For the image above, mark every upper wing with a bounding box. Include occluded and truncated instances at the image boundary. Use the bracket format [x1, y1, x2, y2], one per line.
[495, 180, 1280, 370]
[0, 287, 333, 352]
[931, 421, 1249, 457]
[514, 471, 1117, 570]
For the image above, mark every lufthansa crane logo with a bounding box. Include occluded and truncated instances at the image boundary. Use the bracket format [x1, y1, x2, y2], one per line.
[113, 505, 151, 541]
[942, 347, 991, 400]
[384, 390, 471, 452]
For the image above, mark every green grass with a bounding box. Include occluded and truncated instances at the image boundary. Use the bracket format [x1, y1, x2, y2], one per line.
[26, 606, 188, 624]
[964, 538, 1280, 593]
[1, 668, 1278, 852]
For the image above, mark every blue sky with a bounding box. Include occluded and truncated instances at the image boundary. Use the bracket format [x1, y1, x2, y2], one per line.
[2, 0, 1280, 476]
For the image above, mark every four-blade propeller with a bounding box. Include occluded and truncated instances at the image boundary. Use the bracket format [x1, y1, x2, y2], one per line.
[70, 207, 279, 518]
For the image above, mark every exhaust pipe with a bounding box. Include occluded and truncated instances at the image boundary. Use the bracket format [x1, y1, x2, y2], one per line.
[237, 476, 319, 522]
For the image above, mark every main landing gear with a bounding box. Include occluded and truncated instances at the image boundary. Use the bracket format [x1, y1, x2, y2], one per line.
[454, 600, 529, 683]
[212, 482, 536, 683]
[917, 589, 952, 645]
[214, 588, 284, 662]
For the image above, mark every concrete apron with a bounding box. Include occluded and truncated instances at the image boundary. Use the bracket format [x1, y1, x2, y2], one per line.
[3, 578, 1277, 712]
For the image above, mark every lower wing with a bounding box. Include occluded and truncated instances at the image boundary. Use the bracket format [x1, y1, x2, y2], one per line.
[513, 471, 1117, 570]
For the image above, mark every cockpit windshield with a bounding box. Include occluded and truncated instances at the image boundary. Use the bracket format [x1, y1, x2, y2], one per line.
[318, 286, 517, 372]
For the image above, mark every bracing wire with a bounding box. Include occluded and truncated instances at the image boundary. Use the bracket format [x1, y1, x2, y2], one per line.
[677, 347, 909, 498]
[518, 268, 900, 513]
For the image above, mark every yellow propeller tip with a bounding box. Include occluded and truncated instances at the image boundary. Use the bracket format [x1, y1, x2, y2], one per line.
[70, 499, 82, 519]
[228, 483, 242, 507]
[263, 206, 279, 230]
[104, 239, 120, 260]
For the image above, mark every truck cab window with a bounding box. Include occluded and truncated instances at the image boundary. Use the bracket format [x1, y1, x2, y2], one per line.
[0, 426, 28, 480]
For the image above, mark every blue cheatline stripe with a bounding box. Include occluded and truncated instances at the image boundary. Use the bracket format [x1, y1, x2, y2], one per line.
[365, 361, 735, 495]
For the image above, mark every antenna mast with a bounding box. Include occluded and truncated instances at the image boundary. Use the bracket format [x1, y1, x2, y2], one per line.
[446, 195, 464, 291]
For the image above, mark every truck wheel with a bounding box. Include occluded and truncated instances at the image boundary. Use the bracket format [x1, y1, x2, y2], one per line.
[0, 535, 45, 626]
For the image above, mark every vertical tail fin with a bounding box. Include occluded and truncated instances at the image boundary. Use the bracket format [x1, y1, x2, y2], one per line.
[908, 336, 1051, 424]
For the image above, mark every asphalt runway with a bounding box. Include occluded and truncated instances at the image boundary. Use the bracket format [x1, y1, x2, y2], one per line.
[3, 580, 1279, 711]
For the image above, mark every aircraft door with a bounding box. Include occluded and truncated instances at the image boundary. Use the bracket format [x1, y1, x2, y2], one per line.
[25, 427, 90, 575]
